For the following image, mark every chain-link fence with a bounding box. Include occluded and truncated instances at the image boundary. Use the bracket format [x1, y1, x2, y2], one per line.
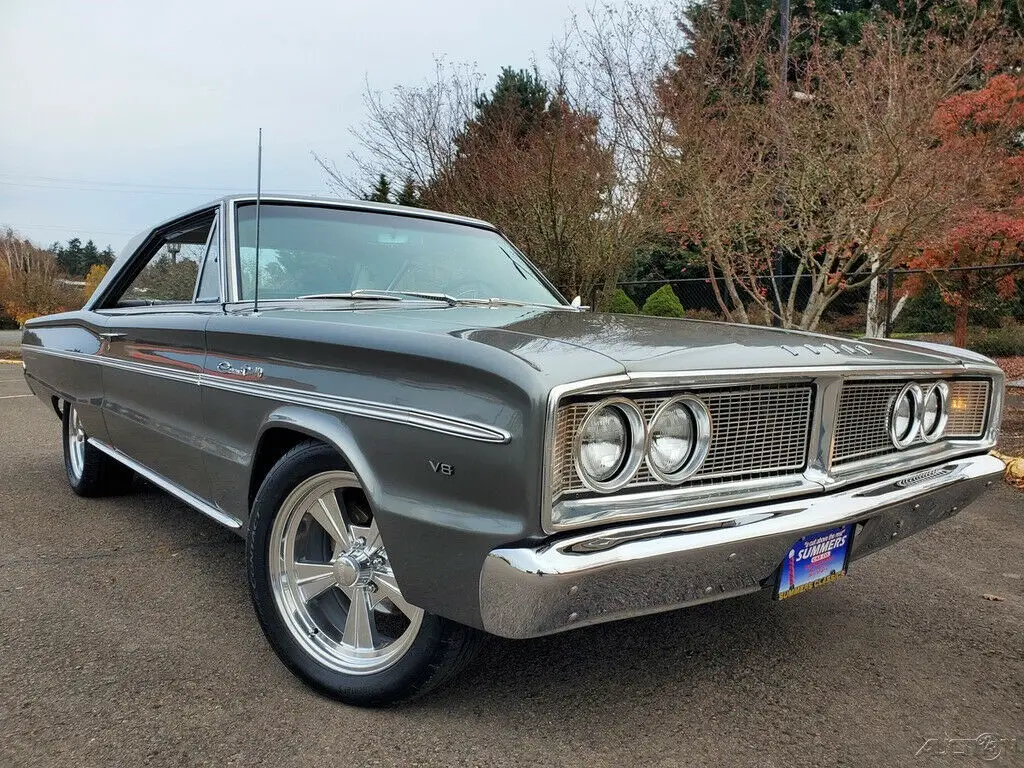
[611, 262, 1024, 354]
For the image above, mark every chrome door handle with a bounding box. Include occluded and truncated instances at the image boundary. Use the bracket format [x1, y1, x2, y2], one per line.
[99, 332, 126, 341]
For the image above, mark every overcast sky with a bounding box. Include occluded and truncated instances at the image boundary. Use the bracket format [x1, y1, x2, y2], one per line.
[0, 0, 585, 253]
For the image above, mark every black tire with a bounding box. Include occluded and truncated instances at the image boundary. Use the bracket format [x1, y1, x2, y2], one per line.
[246, 440, 483, 706]
[62, 402, 134, 497]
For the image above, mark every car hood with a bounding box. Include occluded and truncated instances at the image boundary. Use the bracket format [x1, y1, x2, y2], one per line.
[259, 304, 971, 378]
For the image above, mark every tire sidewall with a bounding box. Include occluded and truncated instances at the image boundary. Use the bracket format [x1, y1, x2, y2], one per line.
[245, 442, 457, 706]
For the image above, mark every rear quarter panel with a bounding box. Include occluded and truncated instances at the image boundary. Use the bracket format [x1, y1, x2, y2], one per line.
[21, 312, 110, 442]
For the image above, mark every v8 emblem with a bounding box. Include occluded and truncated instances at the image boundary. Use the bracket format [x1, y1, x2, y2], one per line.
[429, 460, 455, 477]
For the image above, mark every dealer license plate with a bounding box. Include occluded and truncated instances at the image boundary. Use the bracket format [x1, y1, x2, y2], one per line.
[775, 525, 853, 601]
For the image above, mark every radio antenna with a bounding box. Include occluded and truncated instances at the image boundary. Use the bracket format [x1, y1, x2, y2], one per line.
[253, 127, 263, 314]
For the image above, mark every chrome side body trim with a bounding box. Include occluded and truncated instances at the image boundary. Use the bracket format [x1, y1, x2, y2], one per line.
[21, 345, 510, 444]
[88, 438, 243, 529]
[540, 363, 1003, 533]
[482, 452, 1005, 639]
[23, 345, 201, 385]
[203, 374, 512, 444]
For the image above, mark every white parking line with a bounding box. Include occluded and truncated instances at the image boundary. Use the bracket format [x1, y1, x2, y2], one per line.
[0, 394, 32, 400]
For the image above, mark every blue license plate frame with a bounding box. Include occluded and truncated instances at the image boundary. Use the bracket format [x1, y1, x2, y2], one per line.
[775, 524, 854, 601]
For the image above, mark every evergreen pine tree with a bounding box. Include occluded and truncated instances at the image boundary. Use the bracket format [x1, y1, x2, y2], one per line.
[395, 176, 419, 207]
[364, 174, 393, 203]
[55, 238, 82, 276]
[80, 240, 99, 277]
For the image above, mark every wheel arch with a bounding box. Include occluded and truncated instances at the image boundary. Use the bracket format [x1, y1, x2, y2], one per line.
[248, 406, 382, 518]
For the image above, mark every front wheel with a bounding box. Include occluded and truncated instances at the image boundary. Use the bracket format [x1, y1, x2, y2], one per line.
[246, 441, 482, 706]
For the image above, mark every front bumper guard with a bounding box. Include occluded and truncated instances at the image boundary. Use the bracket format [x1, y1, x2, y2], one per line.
[479, 453, 1005, 639]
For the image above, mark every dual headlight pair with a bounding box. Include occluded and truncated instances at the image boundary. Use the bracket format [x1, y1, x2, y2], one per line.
[890, 381, 950, 449]
[573, 395, 712, 492]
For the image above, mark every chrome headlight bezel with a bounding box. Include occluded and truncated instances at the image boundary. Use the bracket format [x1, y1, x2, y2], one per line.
[889, 383, 924, 449]
[920, 381, 950, 444]
[572, 397, 646, 492]
[644, 395, 712, 484]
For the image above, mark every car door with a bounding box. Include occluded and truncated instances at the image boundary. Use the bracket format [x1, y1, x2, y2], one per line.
[93, 208, 224, 500]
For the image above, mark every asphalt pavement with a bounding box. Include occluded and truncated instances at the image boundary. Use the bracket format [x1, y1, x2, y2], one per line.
[1, 363, 1022, 767]
[0, 330, 21, 358]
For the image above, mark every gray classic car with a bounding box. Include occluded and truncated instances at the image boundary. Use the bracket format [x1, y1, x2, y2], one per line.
[22, 195, 1005, 705]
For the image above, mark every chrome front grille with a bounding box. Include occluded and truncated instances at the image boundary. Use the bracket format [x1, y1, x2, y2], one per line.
[831, 379, 990, 466]
[552, 383, 813, 498]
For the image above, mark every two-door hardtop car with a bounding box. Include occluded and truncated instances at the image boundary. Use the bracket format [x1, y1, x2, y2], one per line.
[22, 195, 1005, 705]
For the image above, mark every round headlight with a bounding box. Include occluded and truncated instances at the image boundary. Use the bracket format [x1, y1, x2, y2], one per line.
[889, 383, 923, 449]
[920, 382, 949, 443]
[646, 395, 712, 483]
[574, 398, 645, 492]
[579, 408, 627, 481]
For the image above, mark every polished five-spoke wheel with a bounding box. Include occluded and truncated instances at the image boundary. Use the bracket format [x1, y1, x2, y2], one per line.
[66, 406, 87, 481]
[269, 471, 423, 675]
[247, 440, 482, 706]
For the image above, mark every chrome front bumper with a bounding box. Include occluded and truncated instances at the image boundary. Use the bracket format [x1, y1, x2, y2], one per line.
[479, 453, 1005, 639]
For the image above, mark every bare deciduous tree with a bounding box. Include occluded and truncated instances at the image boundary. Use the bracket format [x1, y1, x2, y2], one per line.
[0, 228, 76, 325]
[330, 62, 644, 300]
[314, 59, 482, 199]
[654, 8, 1012, 331]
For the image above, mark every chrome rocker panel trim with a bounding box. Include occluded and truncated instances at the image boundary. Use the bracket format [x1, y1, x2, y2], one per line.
[88, 438, 244, 529]
[480, 452, 1004, 639]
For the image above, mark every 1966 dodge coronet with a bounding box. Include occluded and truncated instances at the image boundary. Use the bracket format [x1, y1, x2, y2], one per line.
[22, 195, 1005, 705]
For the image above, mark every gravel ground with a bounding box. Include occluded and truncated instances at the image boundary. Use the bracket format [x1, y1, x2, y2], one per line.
[1, 364, 1023, 767]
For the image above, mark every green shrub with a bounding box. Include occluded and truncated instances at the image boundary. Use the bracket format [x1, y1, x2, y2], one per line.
[641, 285, 685, 318]
[608, 288, 639, 314]
[967, 325, 1024, 358]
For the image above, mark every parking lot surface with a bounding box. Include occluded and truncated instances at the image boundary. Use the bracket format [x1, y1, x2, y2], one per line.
[1, 363, 1022, 767]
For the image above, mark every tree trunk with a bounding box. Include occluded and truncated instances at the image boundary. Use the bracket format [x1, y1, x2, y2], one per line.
[953, 304, 969, 348]
[864, 253, 882, 338]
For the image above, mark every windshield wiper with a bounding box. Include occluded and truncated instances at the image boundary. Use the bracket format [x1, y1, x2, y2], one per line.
[297, 290, 458, 305]
[297, 291, 403, 301]
[298, 290, 574, 310]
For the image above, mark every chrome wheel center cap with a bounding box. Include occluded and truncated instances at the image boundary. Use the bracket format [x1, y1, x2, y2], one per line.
[333, 551, 372, 589]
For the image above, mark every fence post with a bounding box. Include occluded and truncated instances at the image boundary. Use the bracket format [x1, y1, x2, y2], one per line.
[884, 268, 895, 338]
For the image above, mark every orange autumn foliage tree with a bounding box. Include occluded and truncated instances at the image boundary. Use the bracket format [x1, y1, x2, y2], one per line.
[0, 228, 77, 325]
[907, 74, 1024, 347]
[83, 263, 108, 301]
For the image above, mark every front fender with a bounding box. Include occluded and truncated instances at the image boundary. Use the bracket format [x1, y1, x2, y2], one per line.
[247, 404, 531, 629]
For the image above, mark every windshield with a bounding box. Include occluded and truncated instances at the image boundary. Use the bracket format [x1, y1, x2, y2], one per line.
[235, 204, 564, 305]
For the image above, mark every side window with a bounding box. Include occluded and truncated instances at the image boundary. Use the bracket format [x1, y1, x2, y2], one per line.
[195, 220, 221, 303]
[114, 215, 214, 306]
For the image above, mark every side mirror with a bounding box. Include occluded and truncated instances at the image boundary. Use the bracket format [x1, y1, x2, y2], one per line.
[570, 295, 582, 308]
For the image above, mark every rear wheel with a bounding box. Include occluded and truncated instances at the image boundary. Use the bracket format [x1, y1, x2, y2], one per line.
[246, 441, 482, 706]
[62, 402, 133, 496]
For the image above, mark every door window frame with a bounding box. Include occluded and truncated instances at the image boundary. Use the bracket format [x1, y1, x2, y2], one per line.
[193, 215, 223, 304]
[90, 203, 228, 314]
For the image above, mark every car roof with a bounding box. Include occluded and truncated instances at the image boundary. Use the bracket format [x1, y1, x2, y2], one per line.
[114, 194, 499, 264]
[152, 194, 495, 236]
